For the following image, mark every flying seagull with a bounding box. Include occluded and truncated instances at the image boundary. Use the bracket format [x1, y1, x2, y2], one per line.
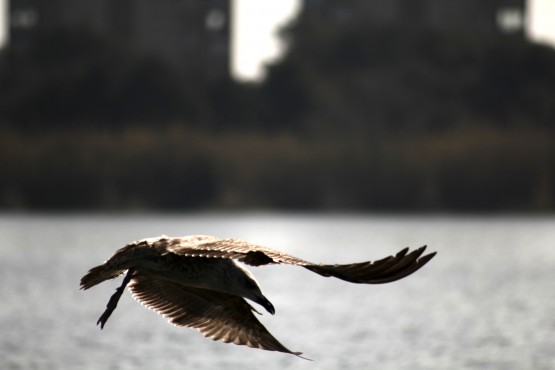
[80, 235, 436, 358]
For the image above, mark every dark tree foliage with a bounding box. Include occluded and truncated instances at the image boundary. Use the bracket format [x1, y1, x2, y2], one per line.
[1, 16, 555, 211]
[261, 17, 555, 134]
[469, 40, 555, 127]
[2, 20, 555, 134]
[0, 28, 190, 128]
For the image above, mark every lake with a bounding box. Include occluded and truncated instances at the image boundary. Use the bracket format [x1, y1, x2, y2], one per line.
[1, 213, 554, 369]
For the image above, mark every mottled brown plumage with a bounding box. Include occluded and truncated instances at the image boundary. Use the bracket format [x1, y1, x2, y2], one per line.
[80, 235, 436, 358]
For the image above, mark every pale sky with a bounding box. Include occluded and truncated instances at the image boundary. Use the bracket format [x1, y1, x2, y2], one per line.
[231, 0, 301, 81]
[0, 0, 554, 81]
[527, 0, 555, 45]
[0, 0, 5, 47]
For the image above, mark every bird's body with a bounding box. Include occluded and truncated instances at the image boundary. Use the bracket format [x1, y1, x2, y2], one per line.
[80, 235, 436, 358]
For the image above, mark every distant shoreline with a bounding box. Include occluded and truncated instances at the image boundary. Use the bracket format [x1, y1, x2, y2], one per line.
[1, 126, 552, 212]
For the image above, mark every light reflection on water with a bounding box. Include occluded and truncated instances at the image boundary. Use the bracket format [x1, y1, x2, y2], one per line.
[0, 213, 554, 369]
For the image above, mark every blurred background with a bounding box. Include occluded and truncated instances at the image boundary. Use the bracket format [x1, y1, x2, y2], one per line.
[0, 0, 554, 211]
[1, 2, 555, 369]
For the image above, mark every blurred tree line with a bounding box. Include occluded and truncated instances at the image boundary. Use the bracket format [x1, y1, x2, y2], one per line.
[1, 19, 554, 211]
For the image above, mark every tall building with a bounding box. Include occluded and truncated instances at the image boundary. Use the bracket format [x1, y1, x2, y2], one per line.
[302, 0, 526, 36]
[8, 0, 230, 80]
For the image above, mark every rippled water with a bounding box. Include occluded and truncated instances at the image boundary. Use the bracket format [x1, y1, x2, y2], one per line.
[1, 213, 554, 369]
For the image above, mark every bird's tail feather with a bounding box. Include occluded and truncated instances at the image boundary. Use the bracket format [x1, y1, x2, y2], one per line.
[80, 264, 125, 290]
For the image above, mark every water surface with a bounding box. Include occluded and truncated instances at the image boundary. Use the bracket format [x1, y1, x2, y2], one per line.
[1, 213, 554, 369]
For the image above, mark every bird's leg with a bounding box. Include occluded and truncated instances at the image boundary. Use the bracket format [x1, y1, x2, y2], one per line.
[97, 268, 135, 329]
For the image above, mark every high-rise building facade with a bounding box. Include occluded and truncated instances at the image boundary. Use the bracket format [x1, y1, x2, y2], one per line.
[302, 0, 526, 36]
[8, 0, 230, 79]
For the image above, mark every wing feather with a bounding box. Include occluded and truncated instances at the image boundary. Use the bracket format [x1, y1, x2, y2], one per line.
[157, 237, 310, 266]
[128, 273, 303, 357]
[304, 246, 436, 284]
[152, 236, 435, 284]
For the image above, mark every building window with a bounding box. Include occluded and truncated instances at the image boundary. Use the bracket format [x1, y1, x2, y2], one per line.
[496, 7, 524, 33]
[11, 8, 38, 29]
[205, 8, 226, 31]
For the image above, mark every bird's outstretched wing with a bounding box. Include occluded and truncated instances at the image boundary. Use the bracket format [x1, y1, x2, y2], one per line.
[128, 273, 304, 357]
[155, 236, 436, 284]
[302, 246, 436, 284]
[158, 236, 312, 266]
